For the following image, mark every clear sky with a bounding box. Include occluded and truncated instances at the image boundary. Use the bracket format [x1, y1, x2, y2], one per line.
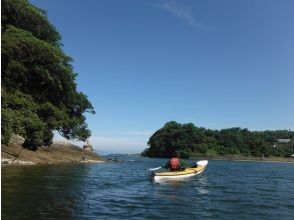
[30, 0, 294, 154]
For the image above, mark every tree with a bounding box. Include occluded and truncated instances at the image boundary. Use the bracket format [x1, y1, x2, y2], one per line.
[143, 121, 294, 158]
[1, 0, 95, 149]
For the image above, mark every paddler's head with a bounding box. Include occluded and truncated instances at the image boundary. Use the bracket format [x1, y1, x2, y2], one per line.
[172, 151, 180, 158]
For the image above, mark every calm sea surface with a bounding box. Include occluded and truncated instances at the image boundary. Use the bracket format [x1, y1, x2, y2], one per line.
[2, 156, 294, 219]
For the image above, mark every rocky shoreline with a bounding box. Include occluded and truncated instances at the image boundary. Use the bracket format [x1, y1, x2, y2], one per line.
[1, 135, 104, 165]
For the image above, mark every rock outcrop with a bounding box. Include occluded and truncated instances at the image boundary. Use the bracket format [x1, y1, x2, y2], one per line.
[1, 135, 104, 165]
[83, 140, 93, 152]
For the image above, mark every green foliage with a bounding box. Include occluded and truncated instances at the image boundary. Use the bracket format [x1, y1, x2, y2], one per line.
[2, 0, 61, 44]
[141, 148, 149, 157]
[1, 109, 13, 145]
[2, 90, 46, 150]
[1, 0, 94, 148]
[143, 121, 294, 158]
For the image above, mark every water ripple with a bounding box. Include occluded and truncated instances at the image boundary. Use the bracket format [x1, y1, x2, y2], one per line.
[2, 158, 294, 219]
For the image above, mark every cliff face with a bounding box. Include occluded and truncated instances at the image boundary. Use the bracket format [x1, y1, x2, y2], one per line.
[1, 135, 104, 165]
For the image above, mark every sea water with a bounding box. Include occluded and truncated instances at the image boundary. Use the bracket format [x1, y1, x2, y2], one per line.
[2, 156, 294, 219]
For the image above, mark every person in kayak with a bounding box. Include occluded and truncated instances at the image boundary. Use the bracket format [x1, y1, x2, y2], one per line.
[164, 152, 190, 171]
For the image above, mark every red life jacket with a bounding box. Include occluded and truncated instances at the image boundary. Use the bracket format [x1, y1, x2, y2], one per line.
[169, 157, 180, 170]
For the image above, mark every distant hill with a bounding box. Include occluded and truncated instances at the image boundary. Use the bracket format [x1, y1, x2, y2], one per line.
[142, 121, 294, 158]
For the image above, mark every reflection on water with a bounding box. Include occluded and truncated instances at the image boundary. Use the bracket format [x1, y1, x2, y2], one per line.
[2, 158, 294, 219]
[2, 164, 92, 219]
[194, 176, 210, 195]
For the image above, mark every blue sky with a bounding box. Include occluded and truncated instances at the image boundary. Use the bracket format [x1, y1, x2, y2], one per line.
[31, 0, 294, 154]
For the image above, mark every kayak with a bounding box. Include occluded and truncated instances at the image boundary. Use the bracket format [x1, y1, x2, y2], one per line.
[151, 160, 208, 183]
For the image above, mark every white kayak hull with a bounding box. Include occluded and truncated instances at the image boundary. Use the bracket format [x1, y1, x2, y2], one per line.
[151, 160, 208, 183]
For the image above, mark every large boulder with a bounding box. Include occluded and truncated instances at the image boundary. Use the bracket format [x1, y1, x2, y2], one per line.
[8, 133, 25, 146]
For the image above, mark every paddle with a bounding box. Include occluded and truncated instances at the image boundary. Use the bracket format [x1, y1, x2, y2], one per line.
[149, 167, 162, 171]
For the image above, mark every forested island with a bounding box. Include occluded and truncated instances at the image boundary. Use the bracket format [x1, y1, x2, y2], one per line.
[142, 121, 294, 159]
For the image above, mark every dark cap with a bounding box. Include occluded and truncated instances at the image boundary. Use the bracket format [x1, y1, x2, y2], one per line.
[172, 151, 181, 157]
